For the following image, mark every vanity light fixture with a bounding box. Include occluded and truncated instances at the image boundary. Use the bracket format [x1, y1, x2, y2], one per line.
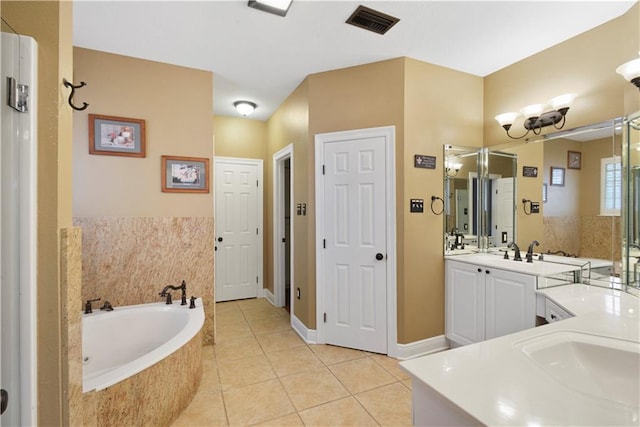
[616, 55, 640, 89]
[495, 93, 577, 139]
[445, 159, 463, 177]
[234, 100, 257, 117]
[247, 0, 293, 17]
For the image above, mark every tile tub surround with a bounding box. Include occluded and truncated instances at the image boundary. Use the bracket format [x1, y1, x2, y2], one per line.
[85, 330, 202, 427]
[400, 285, 640, 426]
[172, 298, 413, 426]
[74, 217, 215, 344]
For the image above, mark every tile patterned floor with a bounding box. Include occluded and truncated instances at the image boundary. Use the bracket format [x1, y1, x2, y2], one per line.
[172, 298, 413, 426]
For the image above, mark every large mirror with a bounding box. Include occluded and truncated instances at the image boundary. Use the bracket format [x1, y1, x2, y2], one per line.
[483, 150, 517, 249]
[625, 112, 640, 295]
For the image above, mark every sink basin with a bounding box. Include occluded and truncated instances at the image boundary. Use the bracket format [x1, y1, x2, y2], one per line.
[517, 331, 640, 407]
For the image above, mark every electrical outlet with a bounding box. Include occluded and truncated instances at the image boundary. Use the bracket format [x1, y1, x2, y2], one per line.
[531, 202, 540, 213]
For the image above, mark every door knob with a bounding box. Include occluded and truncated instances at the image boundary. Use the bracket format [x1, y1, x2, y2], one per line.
[217, 237, 223, 242]
[375, 253, 384, 261]
[1, 388, 8, 415]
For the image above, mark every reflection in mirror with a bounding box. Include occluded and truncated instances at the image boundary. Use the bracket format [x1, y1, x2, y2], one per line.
[443, 145, 479, 254]
[484, 150, 517, 249]
[542, 121, 621, 276]
[625, 112, 640, 295]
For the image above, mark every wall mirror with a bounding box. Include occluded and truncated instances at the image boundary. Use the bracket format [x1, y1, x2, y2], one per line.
[482, 149, 517, 250]
[624, 112, 640, 295]
[443, 145, 479, 254]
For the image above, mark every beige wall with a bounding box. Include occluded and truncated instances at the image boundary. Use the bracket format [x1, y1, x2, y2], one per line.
[73, 48, 213, 217]
[2, 1, 74, 425]
[214, 115, 267, 160]
[72, 48, 216, 344]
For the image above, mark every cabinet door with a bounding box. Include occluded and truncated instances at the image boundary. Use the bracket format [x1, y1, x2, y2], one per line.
[485, 268, 536, 340]
[445, 260, 485, 346]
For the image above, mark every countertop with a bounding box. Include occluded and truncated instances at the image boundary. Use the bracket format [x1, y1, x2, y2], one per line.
[445, 252, 584, 276]
[400, 284, 640, 426]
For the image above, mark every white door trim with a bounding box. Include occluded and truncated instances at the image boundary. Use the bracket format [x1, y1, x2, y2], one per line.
[314, 126, 397, 356]
[272, 144, 294, 311]
[213, 156, 264, 299]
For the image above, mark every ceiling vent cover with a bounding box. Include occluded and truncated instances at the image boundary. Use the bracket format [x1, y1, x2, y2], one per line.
[346, 5, 400, 35]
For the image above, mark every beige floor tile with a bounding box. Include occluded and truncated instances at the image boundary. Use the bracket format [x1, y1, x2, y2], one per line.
[213, 335, 263, 361]
[265, 346, 324, 377]
[280, 367, 350, 411]
[298, 397, 377, 426]
[172, 390, 228, 427]
[252, 412, 304, 426]
[256, 329, 305, 353]
[356, 382, 413, 427]
[216, 319, 254, 342]
[216, 301, 240, 313]
[329, 356, 396, 394]
[308, 344, 368, 365]
[370, 354, 411, 380]
[217, 353, 276, 390]
[237, 297, 274, 310]
[216, 308, 247, 324]
[223, 379, 295, 426]
[242, 305, 287, 321]
[249, 315, 292, 335]
[402, 378, 412, 390]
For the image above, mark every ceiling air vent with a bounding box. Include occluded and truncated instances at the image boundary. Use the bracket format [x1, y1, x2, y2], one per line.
[346, 5, 400, 35]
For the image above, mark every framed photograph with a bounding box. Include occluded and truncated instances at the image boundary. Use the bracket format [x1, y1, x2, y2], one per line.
[550, 166, 565, 186]
[161, 155, 209, 193]
[89, 114, 146, 157]
[567, 150, 582, 170]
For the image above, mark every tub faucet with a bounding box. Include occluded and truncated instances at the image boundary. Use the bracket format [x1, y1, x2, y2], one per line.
[159, 280, 187, 305]
[507, 242, 522, 261]
[100, 300, 114, 311]
[526, 240, 540, 263]
[85, 297, 101, 314]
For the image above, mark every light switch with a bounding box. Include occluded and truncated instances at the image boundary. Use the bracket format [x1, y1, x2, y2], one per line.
[410, 199, 424, 213]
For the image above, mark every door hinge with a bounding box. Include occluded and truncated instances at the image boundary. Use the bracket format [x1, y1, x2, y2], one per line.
[323, 239, 326, 249]
[322, 165, 325, 175]
[256, 228, 259, 235]
[7, 77, 29, 113]
[257, 180, 259, 187]
[256, 276, 258, 283]
[323, 312, 327, 323]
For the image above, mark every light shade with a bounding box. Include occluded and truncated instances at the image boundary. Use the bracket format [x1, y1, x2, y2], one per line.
[616, 57, 640, 84]
[495, 112, 519, 127]
[248, 0, 293, 17]
[520, 104, 546, 120]
[549, 93, 577, 111]
[234, 101, 257, 117]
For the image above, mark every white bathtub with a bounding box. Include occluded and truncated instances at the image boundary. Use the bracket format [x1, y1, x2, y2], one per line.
[82, 298, 204, 392]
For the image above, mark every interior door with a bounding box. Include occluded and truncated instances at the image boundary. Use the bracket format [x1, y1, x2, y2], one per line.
[214, 158, 263, 302]
[492, 177, 514, 245]
[322, 136, 388, 354]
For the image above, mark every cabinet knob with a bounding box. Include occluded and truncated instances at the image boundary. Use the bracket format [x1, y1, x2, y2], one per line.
[485, 270, 490, 274]
[477, 268, 482, 273]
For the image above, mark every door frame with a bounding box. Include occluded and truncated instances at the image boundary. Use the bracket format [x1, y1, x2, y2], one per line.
[272, 144, 294, 310]
[314, 126, 397, 356]
[213, 156, 264, 300]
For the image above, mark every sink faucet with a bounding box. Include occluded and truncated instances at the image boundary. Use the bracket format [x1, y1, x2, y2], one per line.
[159, 280, 187, 305]
[526, 240, 540, 263]
[507, 241, 522, 261]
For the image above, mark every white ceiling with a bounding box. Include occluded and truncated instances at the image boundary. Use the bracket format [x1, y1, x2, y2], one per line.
[73, 0, 637, 121]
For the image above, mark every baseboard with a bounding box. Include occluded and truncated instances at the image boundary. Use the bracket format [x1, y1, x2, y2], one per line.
[392, 335, 449, 360]
[262, 287, 275, 305]
[291, 314, 317, 344]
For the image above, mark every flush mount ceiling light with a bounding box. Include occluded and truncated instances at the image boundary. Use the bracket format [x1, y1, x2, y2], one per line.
[445, 159, 463, 177]
[234, 101, 257, 117]
[247, 0, 293, 17]
[616, 55, 640, 89]
[495, 93, 577, 139]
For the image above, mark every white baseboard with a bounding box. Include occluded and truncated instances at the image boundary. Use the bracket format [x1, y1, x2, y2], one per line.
[291, 314, 317, 344]
[392, 335, 449, 360]
[262, 288, 275, 305]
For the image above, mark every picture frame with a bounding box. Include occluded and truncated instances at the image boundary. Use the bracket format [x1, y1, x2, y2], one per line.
[161, 155, 209, 193]
[550, 166, 565, 186]
[567, 150, 582, 170]
[89, 114, 146, 157]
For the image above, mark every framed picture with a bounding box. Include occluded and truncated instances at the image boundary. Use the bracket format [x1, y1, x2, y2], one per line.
[550, 166, 565, 186]
[161, 155, 209, 193]
[89, 114, 146, 157]
[567, 150, 582, 170]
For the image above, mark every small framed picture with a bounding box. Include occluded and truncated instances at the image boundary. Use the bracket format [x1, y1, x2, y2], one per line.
[550, 166, 565, 186]
[567, 150, 582, 170]
[89, 114, 146, 157]
[161, 155, 209, 193]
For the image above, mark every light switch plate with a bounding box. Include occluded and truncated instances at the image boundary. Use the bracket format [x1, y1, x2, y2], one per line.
[410, 199, 424, 213]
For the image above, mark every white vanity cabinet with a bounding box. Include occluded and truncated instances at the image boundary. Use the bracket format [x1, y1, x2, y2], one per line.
[446, 259, 537, 346]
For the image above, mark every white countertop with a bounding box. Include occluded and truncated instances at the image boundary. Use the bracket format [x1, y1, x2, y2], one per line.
[400, 284, 640, 426]
[445, 253, 583, 276]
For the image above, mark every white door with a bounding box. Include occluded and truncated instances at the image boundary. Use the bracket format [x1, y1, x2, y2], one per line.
[492, 177, 514, 245]
[321, 136, 388, 353]
[455, 189, 469, 231]
[214, 158, 263, 302]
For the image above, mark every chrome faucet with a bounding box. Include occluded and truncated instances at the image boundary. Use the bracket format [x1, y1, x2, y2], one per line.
[507, 241, 522, 261]
[159, 280, 187, 305]
[526, 240, 540, 263]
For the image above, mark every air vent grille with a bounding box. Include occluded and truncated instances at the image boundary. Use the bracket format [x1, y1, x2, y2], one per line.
[346, 5, 400, 35]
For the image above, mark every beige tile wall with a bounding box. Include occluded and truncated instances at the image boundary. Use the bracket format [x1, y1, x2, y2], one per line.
[74, 217, 215, 344]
